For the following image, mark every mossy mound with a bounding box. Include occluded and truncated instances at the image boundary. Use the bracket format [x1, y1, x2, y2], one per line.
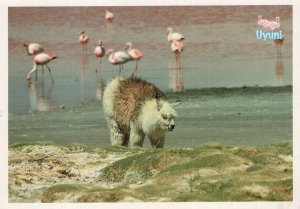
[9, 141, 292, 202]
[99, 148, 193, 182]
[42, 184, 128, 202]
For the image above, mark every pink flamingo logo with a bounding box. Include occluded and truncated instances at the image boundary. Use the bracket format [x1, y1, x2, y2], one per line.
[257, 15, 281, 31]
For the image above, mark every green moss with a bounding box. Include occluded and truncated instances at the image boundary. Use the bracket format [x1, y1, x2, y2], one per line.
[100, 146, 143, 154]
[77, 187, 126, 202]
[99, 151, 157, 182]
[99, 148, 192, 182]
[233, 141, 292, 159]
[160, 154, 236, 175]
[42, 184, 85, 202]
[42, 184, 128, 202]
[11, 142, 292, 202]
[246, 164, 264, 172]
[249, 155, 284, 166]
[264, 179, 293, 201]
[259, 141, 293, 156]
[135, 184, 176, 200]
[174, 179, 254, 202]
[9, 141, 54, 151]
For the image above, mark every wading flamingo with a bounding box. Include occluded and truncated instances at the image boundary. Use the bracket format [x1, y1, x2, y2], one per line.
[79, 29, 89, 52]
[105, 9, 114, 23]
[94, 40, 106, 64]
[24, 43, 44, 55]
[166, 27, 184, 42]
[125, 42, 143, 74]
[27, 53, 57, 84]
[171, 40, 184, 68]
[106, 48, 133, 74]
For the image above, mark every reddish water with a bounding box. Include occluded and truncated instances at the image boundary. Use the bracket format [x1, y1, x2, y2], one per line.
[8, 6, 292, 113]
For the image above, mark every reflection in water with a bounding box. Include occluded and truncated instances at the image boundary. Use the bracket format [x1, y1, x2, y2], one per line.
[95, 68, 104, 101]
[274, 37, 284, 54]
[28, 81, 54, 112]
[274, 37, 284, 82]
[106, 21, 113, 29]
[80, 54, 89, 80]
[168, 59, 184, 92]
[275, 51, 284, 82]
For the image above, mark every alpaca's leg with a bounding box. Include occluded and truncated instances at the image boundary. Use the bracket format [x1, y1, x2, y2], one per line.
[107, 118, 126, 146]
[129, 124, 145, 147]
[149, 136, 165, 148]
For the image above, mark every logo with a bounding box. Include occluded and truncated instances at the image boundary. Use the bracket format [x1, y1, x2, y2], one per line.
[256, 15, 283, 41]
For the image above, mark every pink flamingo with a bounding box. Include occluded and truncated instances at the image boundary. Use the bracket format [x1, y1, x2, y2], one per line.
[27, 53, 57, 83]
[166, 27, 184, 42]
[94, 40, 106, 64]
[79, 29, 89, 52]
[257, 15, 269, 28]
[125, 42, 143, 74]
[23, 43, 44, 55]
[171, 40, 184, 67]
[105, 9, 114, 23]
[265, 17, 280, 31]
[106, 48, 133, 74]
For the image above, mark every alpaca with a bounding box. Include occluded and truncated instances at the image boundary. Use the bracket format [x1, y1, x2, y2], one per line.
[103, 76, 179, 148]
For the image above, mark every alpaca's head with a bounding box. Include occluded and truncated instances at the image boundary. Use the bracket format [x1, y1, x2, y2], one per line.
[157, 100, 179, 131]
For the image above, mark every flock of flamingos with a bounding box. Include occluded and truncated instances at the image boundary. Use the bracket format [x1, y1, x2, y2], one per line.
[24, 9, 185, 84]
[23, 11, 284, 86]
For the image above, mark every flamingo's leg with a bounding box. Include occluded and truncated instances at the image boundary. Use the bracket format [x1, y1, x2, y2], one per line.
[45, 64, 54, 83]
[35, 71, 37, 80]
[42, 65, 45, 77]
[119, 65, 121, 75]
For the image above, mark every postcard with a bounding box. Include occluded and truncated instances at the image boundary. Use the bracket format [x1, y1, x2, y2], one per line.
[1, 0, 299, 209]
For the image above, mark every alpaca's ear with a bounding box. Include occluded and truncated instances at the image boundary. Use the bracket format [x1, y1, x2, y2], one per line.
[170, 101, 181, 107]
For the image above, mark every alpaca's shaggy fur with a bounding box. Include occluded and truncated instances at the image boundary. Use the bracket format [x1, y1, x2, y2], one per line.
[103, 76, 177, 148]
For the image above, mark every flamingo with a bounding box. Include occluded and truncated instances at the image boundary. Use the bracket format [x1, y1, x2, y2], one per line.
[94, 40, 106, 64]
[79, 29, 89, 52]
[257, 15, 269, 28]
[274, 36, 284, 53]
[23, 43, 44, 55]
[166, 27, 184, 42]
[106, 48, 133, 74]
[125, 42, 143, 74]
[265, 17, 280, 31]
[105, 9, 114, 23]
[27, 53, 57, 84]
[171, 40, 184, 67]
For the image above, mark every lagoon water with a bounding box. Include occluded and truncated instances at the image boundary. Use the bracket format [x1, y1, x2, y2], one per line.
[8, 6, 293, 147]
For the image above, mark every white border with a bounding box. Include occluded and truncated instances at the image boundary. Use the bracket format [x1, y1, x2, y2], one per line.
[1, 0, 299, 209]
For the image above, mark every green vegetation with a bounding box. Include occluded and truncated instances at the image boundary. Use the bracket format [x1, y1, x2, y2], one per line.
[42, 184, 127, 202]
[9, 141, 292, 202]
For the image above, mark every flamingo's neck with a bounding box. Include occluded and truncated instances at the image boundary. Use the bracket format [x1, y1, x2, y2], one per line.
[126, 44, 132, 51]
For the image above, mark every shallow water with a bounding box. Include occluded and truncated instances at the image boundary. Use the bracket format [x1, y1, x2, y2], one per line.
[9, 6, 292, 114]
[8, 6, 293, 147]
[9, 87, 292, 147]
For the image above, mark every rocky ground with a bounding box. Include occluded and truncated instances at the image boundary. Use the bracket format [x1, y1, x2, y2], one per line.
[9, 141, 292, 202]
